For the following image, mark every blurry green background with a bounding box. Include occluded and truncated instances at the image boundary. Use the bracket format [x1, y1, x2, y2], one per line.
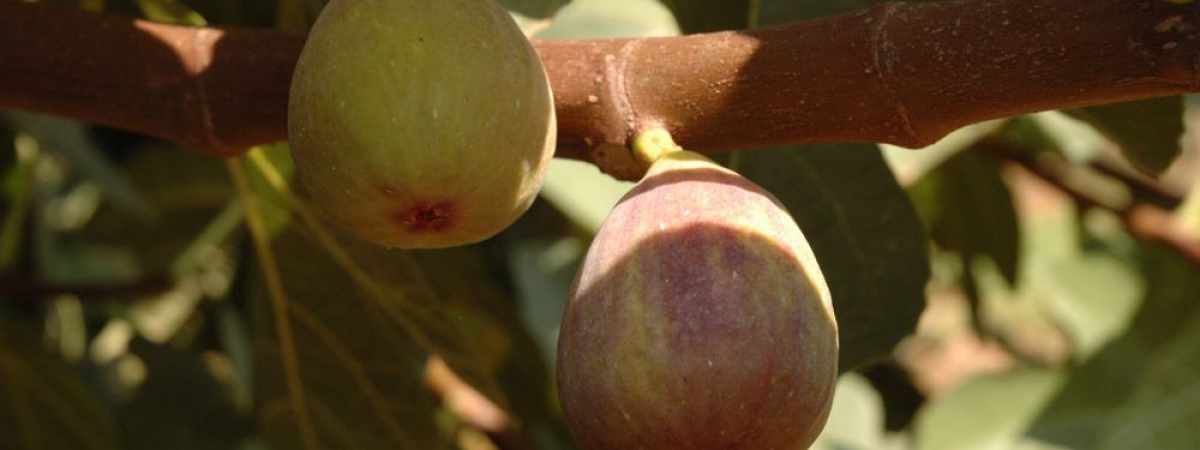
[2, 1, 1200, 450]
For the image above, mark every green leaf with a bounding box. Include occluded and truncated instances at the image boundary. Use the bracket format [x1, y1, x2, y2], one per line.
[244, 146, 295, 237]
[1066, 97, 1186, 177]
[1, 133, 37, 270]
[412, 245, 577, 450]
[241, 148, 568, 448]
[534, 0, 679, 39]
[6, 112, 154, 221]
[1027, 244, 1200, 450]
[116, 339, 249, 450]
[658, 0, 751, 33]
[928, 150, 1021, 286]
[83, 144, 233, 279]
[662, 0, 887, 35]
[0, 322, 119, 450]
[502, 0, 570, 19]
[540, 160, 634, 234]
[275, 0, 327, 30]
[811, 373, 887, 450]
[729, 145, 929, 372]
[914, 369, 1066, 450]
[1032, 253, 1143, 360]
[754, 0, 887, 26]
[133, 0, 208, 25]
[249, 222, 450, 450]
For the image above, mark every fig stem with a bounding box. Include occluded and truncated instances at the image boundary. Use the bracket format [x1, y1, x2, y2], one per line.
[631, 128, 685, 169]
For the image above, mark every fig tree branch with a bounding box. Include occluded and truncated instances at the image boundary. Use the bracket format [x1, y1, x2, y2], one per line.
[1, 0, 1198, 161]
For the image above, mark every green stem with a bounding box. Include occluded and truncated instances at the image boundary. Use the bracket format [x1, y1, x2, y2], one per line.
[0, 135, 38, 270]
[226, 155, 322, 450]
[631, 128, 685, 169]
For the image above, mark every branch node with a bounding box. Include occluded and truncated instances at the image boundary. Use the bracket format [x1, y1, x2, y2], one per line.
[868, 2, 927, 148]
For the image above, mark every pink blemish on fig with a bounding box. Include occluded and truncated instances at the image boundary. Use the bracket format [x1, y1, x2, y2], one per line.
[396, 203, 454, 232]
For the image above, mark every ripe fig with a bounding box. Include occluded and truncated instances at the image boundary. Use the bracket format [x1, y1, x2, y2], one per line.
[288, 0, 555, 248]
[557, 149, 838, 450]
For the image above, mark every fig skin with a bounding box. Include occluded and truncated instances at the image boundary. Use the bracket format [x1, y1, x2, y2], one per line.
[557, 151, 838, 450]
[288, 0, 556, 249]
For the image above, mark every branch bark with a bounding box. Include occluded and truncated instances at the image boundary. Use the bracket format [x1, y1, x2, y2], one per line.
[1, 0, 1198, 160]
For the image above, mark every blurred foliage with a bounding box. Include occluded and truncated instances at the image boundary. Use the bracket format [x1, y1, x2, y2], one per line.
[2, 1, 1199, 450]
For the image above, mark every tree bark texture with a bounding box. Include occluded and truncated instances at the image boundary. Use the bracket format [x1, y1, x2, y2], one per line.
[1, 0, 1197, 161]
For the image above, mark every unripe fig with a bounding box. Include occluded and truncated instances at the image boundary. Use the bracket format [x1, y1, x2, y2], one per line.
[288, 0, 555, 248]
[557, 150, 838, 450]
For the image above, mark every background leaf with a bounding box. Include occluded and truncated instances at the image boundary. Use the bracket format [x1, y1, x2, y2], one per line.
[0, 322, 119, 450]
[1067, 97, 1186, 177]
[533, 0, 678, 40]
[658, 0, 750, 32]
[914, 369, 1066, 450]
[810, 373, 888, 450]
[934, 149, 1021, 284]
[115, 339, 250, 450]
[502, 0, 570, 19]
[1028, 244, 1200, 450]
[249, 221, 449, 450]
[754, 0, 886, 26]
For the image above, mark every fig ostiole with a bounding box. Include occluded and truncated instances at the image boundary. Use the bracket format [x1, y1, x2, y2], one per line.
[288, 0, 555, 249]
[557, 132, 838, 450]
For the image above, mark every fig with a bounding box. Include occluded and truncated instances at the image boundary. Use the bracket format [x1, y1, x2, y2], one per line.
[288, 0, 555, 248]
[557, 148, 838, 450]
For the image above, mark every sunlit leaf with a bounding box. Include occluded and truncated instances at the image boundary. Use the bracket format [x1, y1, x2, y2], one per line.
[534, 0, 679, 39]
[914, 369, 1066, 450]
[1033, 253, 1142, 359]
[1028, 244, 1200, 450]
[729, 145, 929, 372]
[244, 146, 295, 237]
[811, 373, 887, 450]
[134, 0, 208, 25]
[502, 0, 571, 19]
[539, 160, 634, 234]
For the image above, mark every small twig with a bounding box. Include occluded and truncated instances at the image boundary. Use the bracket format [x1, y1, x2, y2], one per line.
[986, 143, 1200, 266]
[1088, 158, 1185, 210]
[0, 275, 172, 302]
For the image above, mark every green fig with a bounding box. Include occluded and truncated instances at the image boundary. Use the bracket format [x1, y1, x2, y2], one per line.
[288, 0, 555, 248]
[557, 149, 839, 450]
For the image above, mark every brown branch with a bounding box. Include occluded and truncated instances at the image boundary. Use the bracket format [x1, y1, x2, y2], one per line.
[1088, 158, 1186, 209]
[988, 143, 1200, 267]
[1, 0, 1198, 160]
[0, 275, 173, 302]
